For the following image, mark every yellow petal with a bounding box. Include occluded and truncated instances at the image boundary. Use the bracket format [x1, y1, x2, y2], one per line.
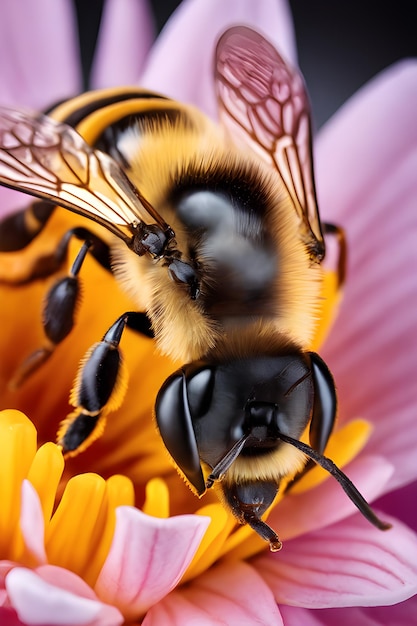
[143, 477, 170, 518]
[106, 474, 135, 510]
[45, 473, 110, 585]
[182, 503, 235, 582]
[0, 410, 37, 560]
[92, 473, 135, 581]
[311, 269, 343, 350]
[27, 442, 64, 524]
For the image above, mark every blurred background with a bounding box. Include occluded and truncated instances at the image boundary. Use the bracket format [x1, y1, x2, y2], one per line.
[73, 0, 417, 129]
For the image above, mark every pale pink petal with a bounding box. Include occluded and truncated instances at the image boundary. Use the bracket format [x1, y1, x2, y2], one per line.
[143, 561, 283, 626]
[35, 565, 97, 601]
[0, 0, 81, 108]
[316, 61, 417, 490]
[5, 567, 123, 626]
[256, 513, 417, 609]
[0, 1, 81, 220]
[140, 0, 296, 119]
[91, 0, 155, 89]
[266, 455, 393, 543]
[281, 595, 417, 626]
[0, 188, 30, 220]
[0, 0, 83, 221]
[19, 480, 46, 565]
[95, 506, 210, 620]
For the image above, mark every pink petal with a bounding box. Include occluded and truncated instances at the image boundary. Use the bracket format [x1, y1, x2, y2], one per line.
[143, 561, 283, 626]
[280, 605, 325, 626]
[19, 480, 47, 565]
[0, 0, 81, 108]
[0, 562, 16, 609]
[90, 0, 155, 89]
[352, 596, 417, 626]
[140, 0, 296, 119]
[281, 594, 417, 626]
[266, 455, 393, 543]
[256, 513, 417, 609]
[0, 562, 16, 585]
[316, 61, 417, 490]
[5, 567, 123, 626]
[0, 608, 25, 626]
[375, 479, 417, 534]
[94, 506, 210, 620]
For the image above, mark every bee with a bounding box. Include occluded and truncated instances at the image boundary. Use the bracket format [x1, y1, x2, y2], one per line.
[0, 26, 389, 550]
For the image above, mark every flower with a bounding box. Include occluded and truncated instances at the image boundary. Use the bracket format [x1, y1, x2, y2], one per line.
[0, 0, 416, 624]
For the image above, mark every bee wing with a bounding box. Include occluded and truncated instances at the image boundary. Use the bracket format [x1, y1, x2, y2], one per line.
[215, 26, 325, 261]
[0, 107, 167, 243]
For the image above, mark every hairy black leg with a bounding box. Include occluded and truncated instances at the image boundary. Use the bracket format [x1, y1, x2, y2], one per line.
[9, 227, 116, 385]
[57, 311, 144, 456]
[9, 239, 92, 388]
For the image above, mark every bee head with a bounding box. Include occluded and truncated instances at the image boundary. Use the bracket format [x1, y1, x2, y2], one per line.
[155, 350, 337, 549]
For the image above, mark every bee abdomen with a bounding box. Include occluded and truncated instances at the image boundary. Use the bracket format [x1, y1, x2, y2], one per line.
[0, 200, 54, 251]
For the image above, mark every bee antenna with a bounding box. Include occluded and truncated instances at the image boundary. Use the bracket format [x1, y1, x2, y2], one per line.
[277, 432, 392, 531]
[206, 434, 251, 488]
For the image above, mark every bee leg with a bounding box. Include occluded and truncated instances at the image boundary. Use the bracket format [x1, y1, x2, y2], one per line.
[9, 239, 93, 388]
[10, 227, 114, 386]
[10, 222, 152, 387]
[57, 311, 141, 456]
[125, 311, 154, 338]
[323, 223, 347, 288]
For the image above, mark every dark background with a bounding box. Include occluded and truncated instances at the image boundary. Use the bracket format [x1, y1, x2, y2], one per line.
[73, 0, 417, 129]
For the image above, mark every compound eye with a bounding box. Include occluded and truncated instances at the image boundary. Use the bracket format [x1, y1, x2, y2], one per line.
[155, 371, 205, 495]
[186, 365, 215, 418]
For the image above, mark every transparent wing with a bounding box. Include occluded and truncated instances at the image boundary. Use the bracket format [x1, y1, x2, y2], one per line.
[0, 107, 167, 243]
[215, 26, 325, 261]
